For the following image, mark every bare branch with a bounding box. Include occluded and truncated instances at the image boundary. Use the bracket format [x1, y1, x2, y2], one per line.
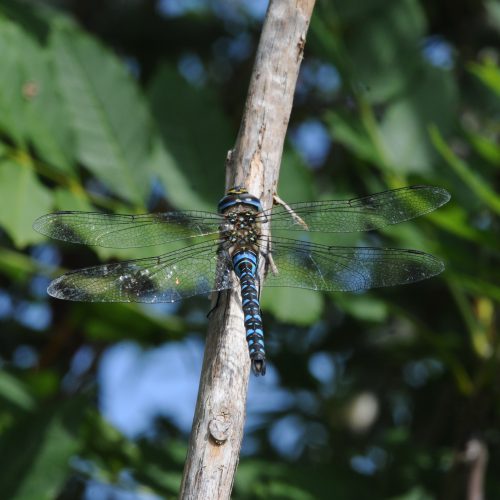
[465, 438, 488, 500]
[179, 1, 316, 498]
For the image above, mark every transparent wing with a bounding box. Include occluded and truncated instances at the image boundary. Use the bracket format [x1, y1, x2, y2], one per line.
[33, 210, 223, 248]
[47, 239, 236, 303]
[262, 236, 444, 292]
[260, 186, 450, 232]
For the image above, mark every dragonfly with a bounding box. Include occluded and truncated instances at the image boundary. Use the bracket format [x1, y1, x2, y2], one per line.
[33, 185, 450, 376]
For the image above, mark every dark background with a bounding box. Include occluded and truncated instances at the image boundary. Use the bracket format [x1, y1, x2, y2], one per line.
[0, 0, 499, 498]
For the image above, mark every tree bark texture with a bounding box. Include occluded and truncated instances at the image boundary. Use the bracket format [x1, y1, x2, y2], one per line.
[179, 1, 316, 498]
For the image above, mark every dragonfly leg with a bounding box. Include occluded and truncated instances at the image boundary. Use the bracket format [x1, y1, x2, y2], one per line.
[261, 248, 279, 278]
[273, 193, 309, 230]
[267, 252, 279, 276]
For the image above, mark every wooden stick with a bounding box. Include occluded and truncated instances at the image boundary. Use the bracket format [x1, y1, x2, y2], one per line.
[465, 438, 488, 500]
[179, 1, 316, 498]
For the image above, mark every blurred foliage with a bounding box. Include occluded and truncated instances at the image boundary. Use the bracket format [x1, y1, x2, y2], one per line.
[0, 0, 499, 499]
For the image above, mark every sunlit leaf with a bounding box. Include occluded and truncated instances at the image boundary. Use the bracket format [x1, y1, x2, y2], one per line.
[335, 294, 388, 322]
[262, 286, 323, 325]
[469, 59, 500, 97]
[53, 187, 96, 213]
[0, 18, 27, 146]
[0, 159, 52, 247]
[0, 19, 74, 171]
[430, 125, 500, 214]
[51, 23, 155, 205]
[19, 34, 75, 173]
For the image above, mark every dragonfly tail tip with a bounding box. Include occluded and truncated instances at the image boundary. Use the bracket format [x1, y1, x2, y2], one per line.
[251, 356, 266, 376]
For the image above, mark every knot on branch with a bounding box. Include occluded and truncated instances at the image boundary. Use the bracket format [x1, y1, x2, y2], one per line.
[209, 415, 232, 445]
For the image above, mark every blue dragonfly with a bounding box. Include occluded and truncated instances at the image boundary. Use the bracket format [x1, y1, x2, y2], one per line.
[33, 185, 450, 375]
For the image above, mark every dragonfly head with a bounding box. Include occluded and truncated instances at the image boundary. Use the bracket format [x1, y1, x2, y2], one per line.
[218, 186, 263, 213]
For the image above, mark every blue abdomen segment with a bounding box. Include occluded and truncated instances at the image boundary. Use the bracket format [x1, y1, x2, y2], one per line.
[232, 250, 266, 376]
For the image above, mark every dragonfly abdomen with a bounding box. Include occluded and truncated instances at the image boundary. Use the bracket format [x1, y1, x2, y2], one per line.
[232, 250, 266, 376]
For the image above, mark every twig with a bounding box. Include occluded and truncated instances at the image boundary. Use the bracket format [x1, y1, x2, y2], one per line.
[273, 193, 309, 229]
[463, 438, 488, 500]
[179, 1, 316, 498]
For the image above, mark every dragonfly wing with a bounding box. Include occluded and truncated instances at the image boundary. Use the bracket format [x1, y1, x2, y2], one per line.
[264, 185, 450, 232]
[262, 237, 444, 292]
[48, 239, 236, 303]
[33, 210, 222, 248]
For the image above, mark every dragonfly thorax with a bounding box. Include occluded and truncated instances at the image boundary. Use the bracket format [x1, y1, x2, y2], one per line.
[226, 210, 256, 227]
[221, 206, 261, 252]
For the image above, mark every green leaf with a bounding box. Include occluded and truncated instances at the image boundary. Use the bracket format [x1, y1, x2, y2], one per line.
[458, 275, 500, 302]
[0, 247, 40, 280]
[466, 130, 500, 166]
[265, 481, 316, 500]
[429, 206, 499, 251]
[469, 59, 500, 97]
[325, 111, 377, 161]
[19, 35, 75, 173]
[0, 371, 35, 411]
[262, 287, 323, 325]
[0, 19, 74, 172]
[51, 23, 154, 205]
[279, 148, 316, 202]
[0, 399, 82, 500]
[0, 19, 27, 146]
[380, 66, 458, 172]
[341, 0, 427, 102]
[388, 486, 434, 500]
[429, 125, 500, 215]
[147, 136, 213, 211]
[485, 0, 500, 33]
[148, 65, 230, 209]
[53, 187, 93, 211]
[0, 0, 61, 39]
[0, 159, 52, 247]
[331, 0, 396, 21]
[335, 294, 389, 322]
